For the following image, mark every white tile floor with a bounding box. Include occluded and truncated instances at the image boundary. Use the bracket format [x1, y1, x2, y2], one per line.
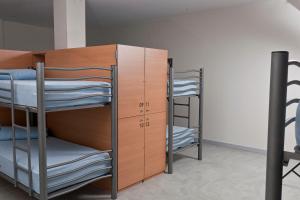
[1, 143, 300, 200]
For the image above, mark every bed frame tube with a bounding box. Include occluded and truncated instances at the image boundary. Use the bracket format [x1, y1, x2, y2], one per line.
[167, 58, 174, 174]
[198, 68, 204, 160]
[111, 65, 118, 199]
[37, 63, 48, 200]
[265, 51, 289, 200]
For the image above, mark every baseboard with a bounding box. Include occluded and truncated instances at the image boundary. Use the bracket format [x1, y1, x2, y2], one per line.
[203, 139, 267, 155]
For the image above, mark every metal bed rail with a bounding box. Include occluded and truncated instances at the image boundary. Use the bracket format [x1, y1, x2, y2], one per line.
[173, 69, 201, 97]
[0, 171, 112, 200]
[0, 63, 118, 200]
[167, 58, 204, 174]
[265, 52, 300, 200]
[43, 66, 113, 112]
[47, 160, 112, 180]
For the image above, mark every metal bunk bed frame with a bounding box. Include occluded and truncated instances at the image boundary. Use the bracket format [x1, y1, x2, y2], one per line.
[265, 51, 300, 200]
[0, 62, 118, 200]
[167, 58, 204, 174]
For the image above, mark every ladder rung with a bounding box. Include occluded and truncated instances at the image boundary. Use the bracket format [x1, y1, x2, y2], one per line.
[174, 104, 189, 106]
[13, 124, 27, 131]
[174, 115, 189, 119]
[15, 145, 29, 153]
[17, 165, 29, 173]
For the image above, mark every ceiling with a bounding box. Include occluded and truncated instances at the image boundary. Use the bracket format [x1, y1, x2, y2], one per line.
[0, 0, 258, 28]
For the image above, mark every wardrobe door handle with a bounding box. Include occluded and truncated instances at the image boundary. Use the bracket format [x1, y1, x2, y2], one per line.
[145, 122, 150, 127]
[139, 123, 145, 128]
[139, 118, 144, 128]
[145, 118, 150, 127]
[145, 101, 150, 112]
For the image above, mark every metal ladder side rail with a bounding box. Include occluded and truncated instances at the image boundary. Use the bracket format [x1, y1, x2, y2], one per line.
[11, 108, 33, 196]
[6, 70, 33, 196]
[198, 68, 204, 161]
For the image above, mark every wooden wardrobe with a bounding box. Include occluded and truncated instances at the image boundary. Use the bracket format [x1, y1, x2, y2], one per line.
[117, 45, 167, 189]
[32, 44, 168, 190]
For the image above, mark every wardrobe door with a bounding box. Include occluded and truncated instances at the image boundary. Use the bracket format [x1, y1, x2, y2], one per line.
[144, 112, 166, 178]
[118, 116, 145, 190]
[145, 48, 168, 114]
[118, 45, 145, 119]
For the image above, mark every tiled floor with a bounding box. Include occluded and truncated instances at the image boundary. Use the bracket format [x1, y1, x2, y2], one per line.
[1, 143, 300, 200]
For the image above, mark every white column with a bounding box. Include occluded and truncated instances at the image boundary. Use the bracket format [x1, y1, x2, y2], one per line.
[53, 0, 86, 49]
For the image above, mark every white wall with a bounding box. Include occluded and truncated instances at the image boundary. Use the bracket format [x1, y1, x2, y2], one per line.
[89, 0, 300, 151]
[87, 28, 115, 46]
[0, 20, 53, 51]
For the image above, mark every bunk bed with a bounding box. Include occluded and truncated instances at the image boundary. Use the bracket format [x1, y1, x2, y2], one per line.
[167, 58, 204, 174]
[265, 51, 300, 200]
[0, 63, 118, 200]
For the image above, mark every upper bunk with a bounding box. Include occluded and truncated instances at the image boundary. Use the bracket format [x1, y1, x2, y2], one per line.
[0, 48, 118, 199]
[168, 58, 203, 98]
[0, 47, 117, 113]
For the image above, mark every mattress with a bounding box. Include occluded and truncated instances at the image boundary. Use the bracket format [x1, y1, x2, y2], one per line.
[166, 126, 198, 151]
[0, 80, 111, 109]
[173, 80, 198, 97]
[0, 137, 111, 194]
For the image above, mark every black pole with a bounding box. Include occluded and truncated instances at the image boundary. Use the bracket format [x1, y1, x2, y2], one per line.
[167, 58, 174, 174]
[265, 51, 289, 200]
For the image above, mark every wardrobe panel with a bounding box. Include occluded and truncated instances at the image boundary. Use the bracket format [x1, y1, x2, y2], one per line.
[45, 45, 117, 80]
[117, 45, 145, 119]
[145, 48, 168, 114]
[144, 112, 166, 178]
[118, 116, 145, 190]
[47, 106, 111, 150]
[0, 50, 33, 68]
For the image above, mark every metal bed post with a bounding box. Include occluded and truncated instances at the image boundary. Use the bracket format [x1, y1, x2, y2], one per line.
[187, 97, 191, 128]
[36, 63, 48, 200]
[168, 58, 174, 174]
[26, 108, 33, 196]
[111, 65, 118, 199]
[198, 68, 204, 161]
[9, 74, 18, 187]
[265, 51, 289, 200]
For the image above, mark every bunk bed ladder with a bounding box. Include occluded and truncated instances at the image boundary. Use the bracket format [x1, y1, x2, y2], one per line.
[4, 71, 33, 196]
[12, 108, 33, 196]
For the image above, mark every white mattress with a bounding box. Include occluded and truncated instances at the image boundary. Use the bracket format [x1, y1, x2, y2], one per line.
[0, 80, 111, 109]
[0, 137, 111, 194]
[173, 80, 198, 97]
[166, 126, 198, 151]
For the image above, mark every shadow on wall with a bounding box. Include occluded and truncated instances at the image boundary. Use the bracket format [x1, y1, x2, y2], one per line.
[288, 0, 300, 11]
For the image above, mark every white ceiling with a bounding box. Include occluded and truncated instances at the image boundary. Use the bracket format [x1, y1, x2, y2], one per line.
[0, 0, 258, 28]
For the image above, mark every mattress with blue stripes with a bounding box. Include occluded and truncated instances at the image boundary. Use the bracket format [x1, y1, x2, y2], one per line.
[0, 80, 111, 109]
[0, 137, 111, 194]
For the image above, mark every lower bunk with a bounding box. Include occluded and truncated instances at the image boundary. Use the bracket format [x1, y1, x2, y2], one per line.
[0, 136, 112, 196]
[166, 126, 198, 152]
